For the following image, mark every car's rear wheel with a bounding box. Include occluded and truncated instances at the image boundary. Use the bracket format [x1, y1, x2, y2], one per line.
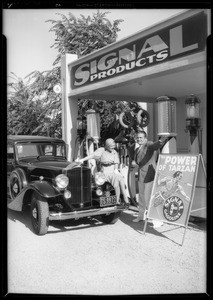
[101, 212, 121, 224]
[31, 192, 49, 235]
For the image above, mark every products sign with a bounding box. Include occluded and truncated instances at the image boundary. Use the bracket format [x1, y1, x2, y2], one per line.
[71, 12, 207, 89]
[147, 154, 199, 226]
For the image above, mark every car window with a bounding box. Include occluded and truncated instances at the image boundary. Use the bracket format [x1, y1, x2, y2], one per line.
[44, 145, 54, 156]
[17, 144, 39, 158]
[38, 143, 66, 157]
[41, 144, 66, 157]
[15, 142, 66, 159]
[56, 144, 66, 157]
[7, 145, 14, 159]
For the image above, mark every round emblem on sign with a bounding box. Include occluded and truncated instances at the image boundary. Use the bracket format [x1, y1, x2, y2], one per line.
[53, 84, 61, 94]
[163, 196, 184, 222]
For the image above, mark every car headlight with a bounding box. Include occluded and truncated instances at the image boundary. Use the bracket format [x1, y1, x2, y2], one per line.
[64, 190, 72, 199]
[96, 188, 103, 196]
[94, 172, 106, 186]
[55, 174, 69, 189]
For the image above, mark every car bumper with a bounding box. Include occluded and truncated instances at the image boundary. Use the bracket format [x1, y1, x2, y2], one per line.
[49, 206, 125, 221]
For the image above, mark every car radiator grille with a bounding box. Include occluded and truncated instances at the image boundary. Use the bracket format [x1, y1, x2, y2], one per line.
[67, 167, 91, 204]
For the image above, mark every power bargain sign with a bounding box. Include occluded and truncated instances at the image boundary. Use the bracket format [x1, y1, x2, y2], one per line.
[71, 12, 207, 89]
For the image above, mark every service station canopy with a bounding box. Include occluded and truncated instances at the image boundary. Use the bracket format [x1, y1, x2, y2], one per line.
[67, 10, 208, 103]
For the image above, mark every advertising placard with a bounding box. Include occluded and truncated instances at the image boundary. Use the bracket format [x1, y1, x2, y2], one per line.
[146, 154, 205, 227]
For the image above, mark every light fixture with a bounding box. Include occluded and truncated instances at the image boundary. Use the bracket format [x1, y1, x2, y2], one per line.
[185, 94, 202, 152]
[53, 84, 61, 94]
[185, 94, 201, 131]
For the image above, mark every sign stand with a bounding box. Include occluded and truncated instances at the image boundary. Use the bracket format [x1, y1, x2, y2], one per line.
[143, 154, 206, 246]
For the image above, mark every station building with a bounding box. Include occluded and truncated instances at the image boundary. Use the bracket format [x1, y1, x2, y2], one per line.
[60, 8, 210, 218]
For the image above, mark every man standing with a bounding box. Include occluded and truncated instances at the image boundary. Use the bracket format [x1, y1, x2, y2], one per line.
[131, 130, 165, 223]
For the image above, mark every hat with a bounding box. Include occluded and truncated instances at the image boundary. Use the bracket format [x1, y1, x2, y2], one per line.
[105, 138, 116, 148]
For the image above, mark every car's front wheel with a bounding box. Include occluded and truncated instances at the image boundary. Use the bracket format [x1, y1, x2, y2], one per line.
[30, 192, 49, 235]
[101, 212, 121, 224]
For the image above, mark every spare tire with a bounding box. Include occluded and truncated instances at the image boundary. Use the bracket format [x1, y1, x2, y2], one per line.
[119, 112, 134, 129]
[9, 170, 24, 200]
[137, 109, 150, 128]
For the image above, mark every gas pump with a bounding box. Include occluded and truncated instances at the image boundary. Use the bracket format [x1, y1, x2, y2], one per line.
[156, 95, 177, 153]
[75, 115, 87, 160]
[114, 115, 132, 199]
[85, 109, 100, 175]
[75, 108, 100, 175]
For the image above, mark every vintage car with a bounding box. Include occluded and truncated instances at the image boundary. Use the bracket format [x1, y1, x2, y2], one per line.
[7, 135, 126, 235]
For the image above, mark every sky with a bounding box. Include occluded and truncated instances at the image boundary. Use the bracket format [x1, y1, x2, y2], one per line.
[3, 8, 187, 82]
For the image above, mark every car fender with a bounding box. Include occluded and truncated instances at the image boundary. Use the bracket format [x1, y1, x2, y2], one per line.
[13, 168, 28, 188]
[8, 181, 61, 212]
[28, 181, 61, 198]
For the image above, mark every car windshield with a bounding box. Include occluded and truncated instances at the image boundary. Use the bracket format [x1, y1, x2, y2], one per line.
[16, 143, 66, 159]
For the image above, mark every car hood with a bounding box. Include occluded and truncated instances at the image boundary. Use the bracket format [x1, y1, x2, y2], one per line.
[26, 160, 71, 170]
